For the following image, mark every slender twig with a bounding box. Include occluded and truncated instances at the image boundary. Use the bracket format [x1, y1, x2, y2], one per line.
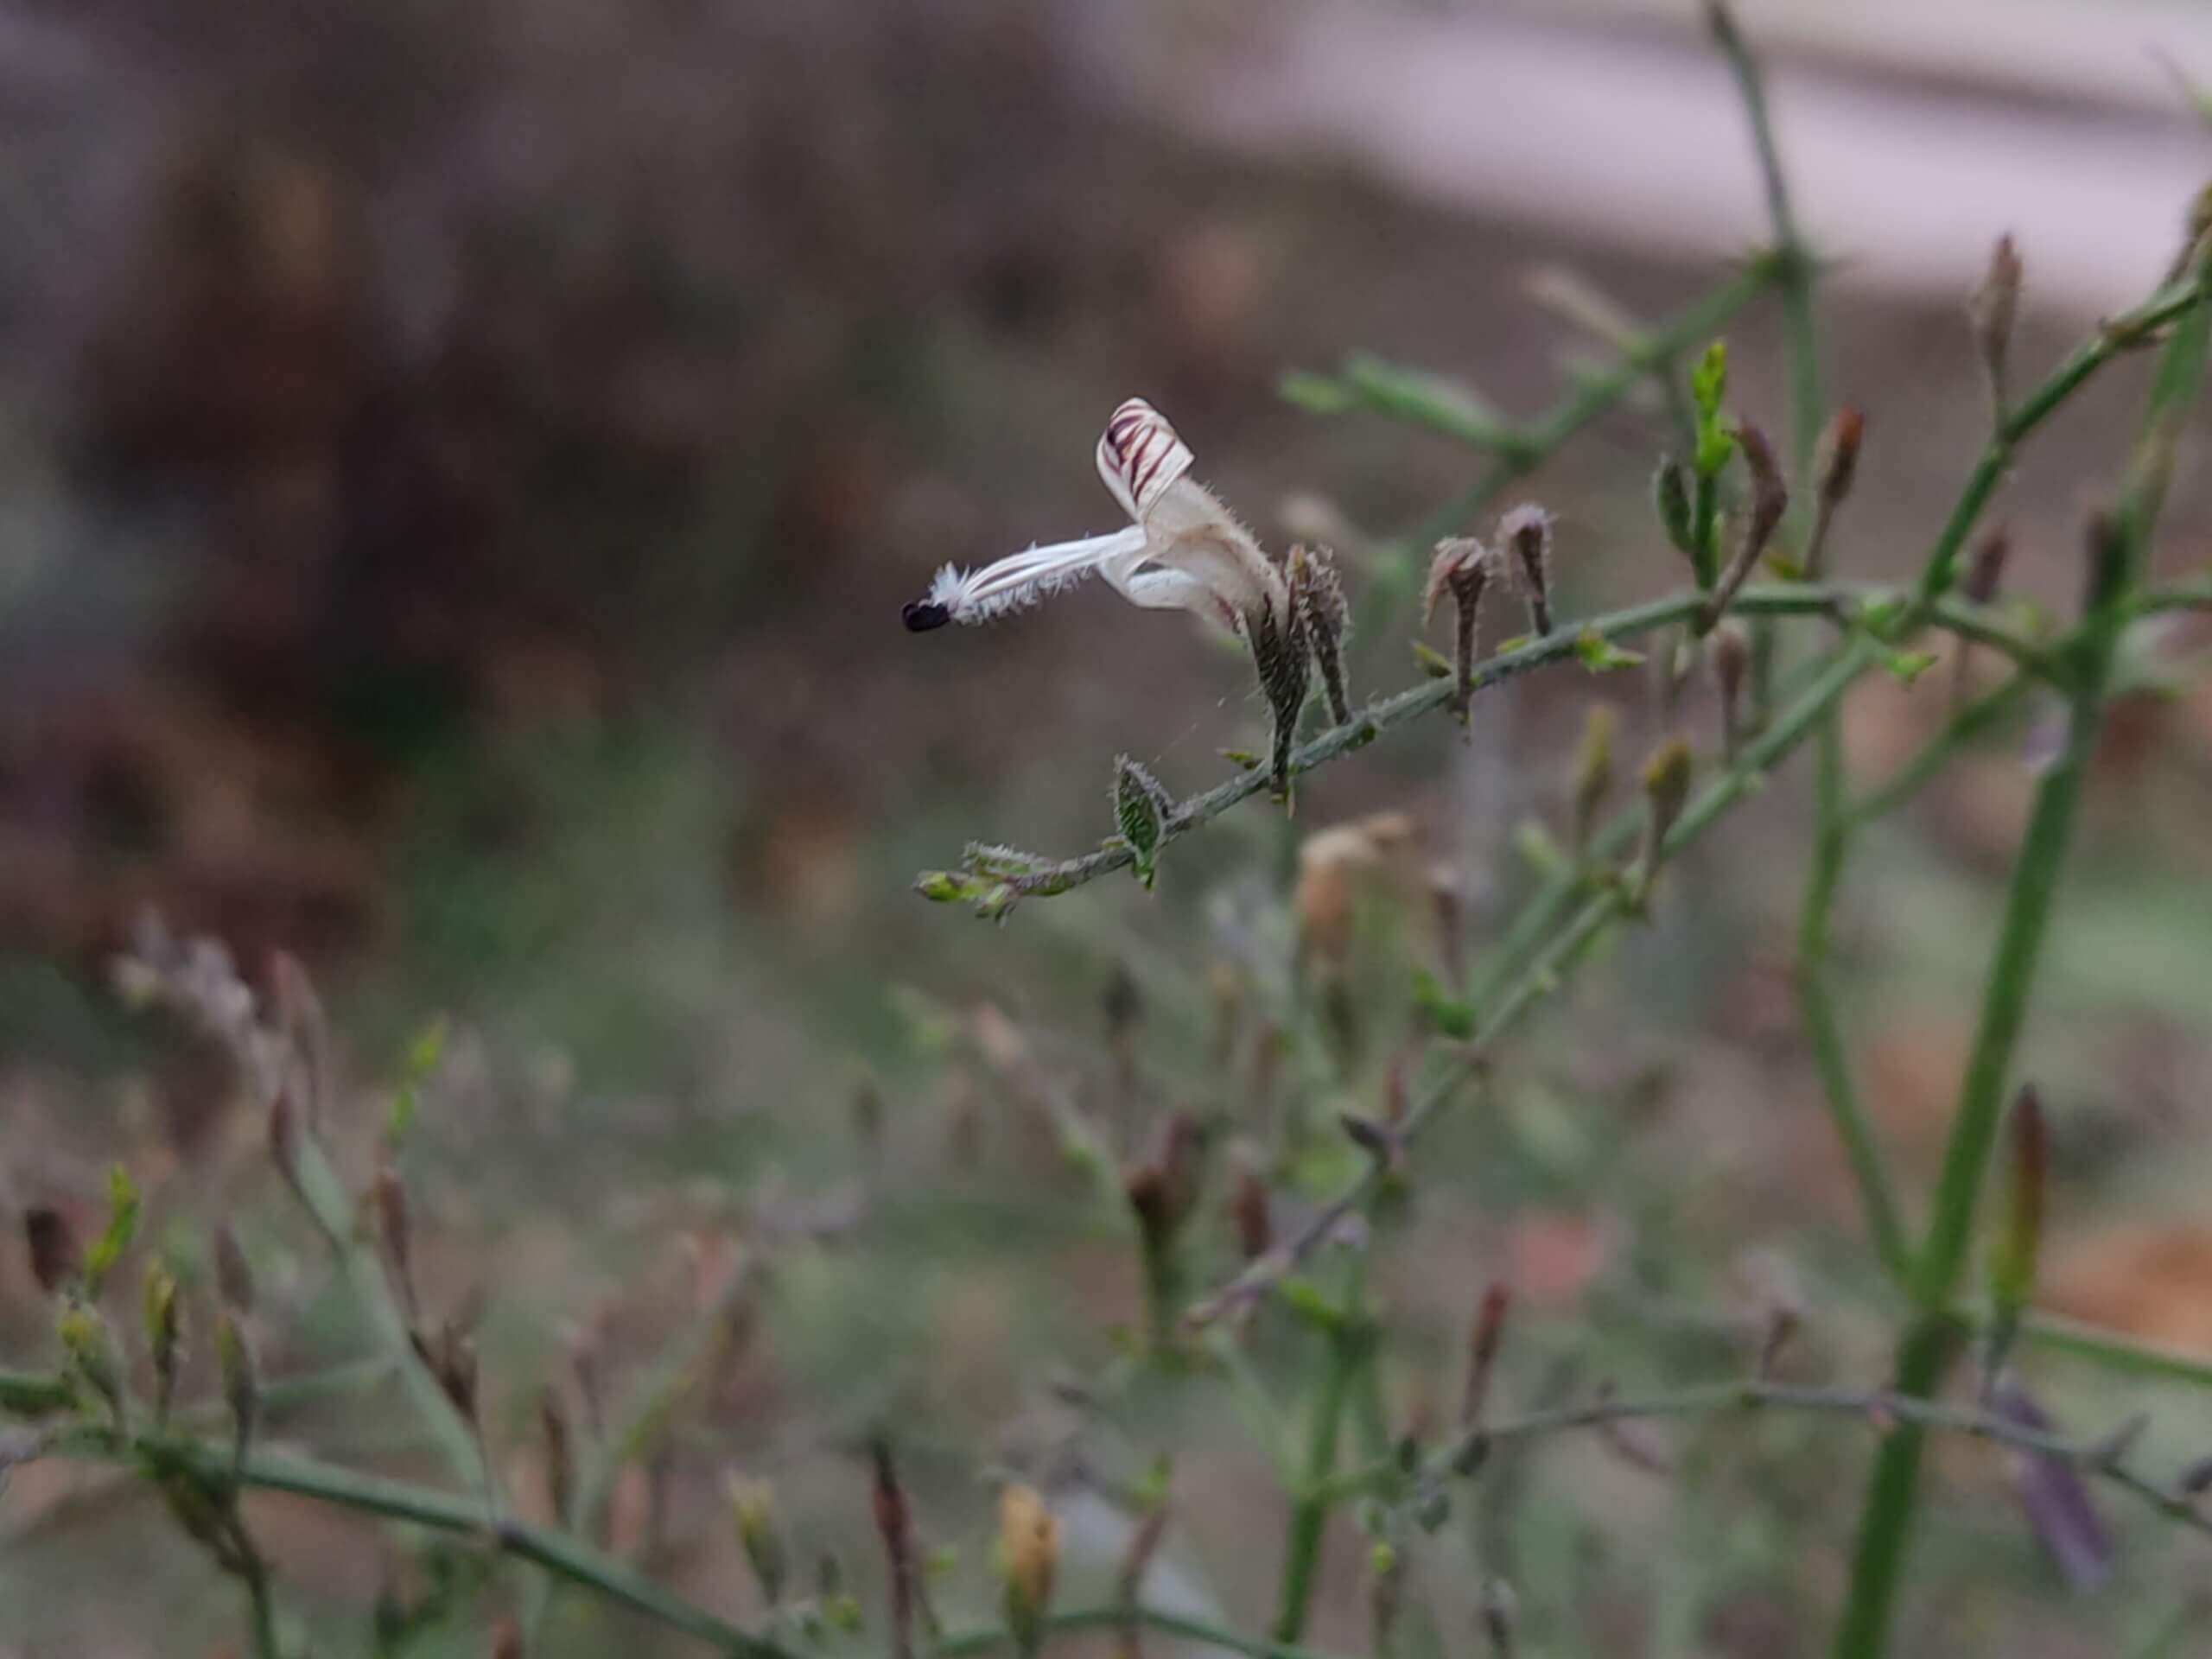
[1274, 1314, 1363, 1643]
[286, 1135, 486, 1489]
[920, 582, 2043, 912]
[519, 1266, 753, 1643]
[2024, 1311, 2212, 1391]
[1185, 639, 1880, 1328]
[1328, 1379, 2212, 1542]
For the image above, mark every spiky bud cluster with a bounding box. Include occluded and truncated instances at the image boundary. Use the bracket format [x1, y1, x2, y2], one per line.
[1113, 756, 1173, 890]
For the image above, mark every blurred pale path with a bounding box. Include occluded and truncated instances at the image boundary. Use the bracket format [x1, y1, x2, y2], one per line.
[1104, 0, 2212, 311]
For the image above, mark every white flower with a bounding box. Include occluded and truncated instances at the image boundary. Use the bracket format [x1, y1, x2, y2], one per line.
[903, 399, 1287, 637]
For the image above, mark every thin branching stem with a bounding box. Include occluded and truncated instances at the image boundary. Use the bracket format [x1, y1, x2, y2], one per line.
[1186, 639, 1879, 1328]
[1832, 263, 2212, 1659]
[921, 582, 2039, 912]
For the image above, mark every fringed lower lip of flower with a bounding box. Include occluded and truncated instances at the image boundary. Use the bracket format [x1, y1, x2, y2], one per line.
[903, 398, 1284, 636]
[906, 398, 1344, 798]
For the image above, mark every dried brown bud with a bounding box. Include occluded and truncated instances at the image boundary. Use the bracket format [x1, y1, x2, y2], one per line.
[1460, 1281, 1511, 1430]
[1230, 1164, 1272, 1262]
[1709, 622, 1751, 760]
[488, 1618, 524, 1659]
[1703, 423, 1788, 626]
[1971, 234, 2024, 421]
[215, 1305, 260, 1459]
[1246, 596, 1311, 802]
[541, 1386, 575, 1524]
[1290, 544, 1354, 726]
[1814, 407, 1866, 512]
[1424, 537, 1495, 726]
[374, 1155, 416, 1322]
[24, 1207, 78, 1297]
[212, 1222, 255, 1315]
[268, 1088, 300, 1185]
[1962, 524, 2010, 605]
[1498, 504, 1554, 636]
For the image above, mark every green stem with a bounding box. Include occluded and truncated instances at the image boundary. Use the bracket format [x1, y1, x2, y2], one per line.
[1274, 1318, 1364, 1643]
[1832, 268, 2212, 1659]
[931, 581, 2040, 912]
[288, 1136, 486, 1489]
[2022, 1310, 2212, 1389]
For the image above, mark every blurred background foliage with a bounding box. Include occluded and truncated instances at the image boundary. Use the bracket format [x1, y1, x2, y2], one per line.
[7, 0, 2212, 1654]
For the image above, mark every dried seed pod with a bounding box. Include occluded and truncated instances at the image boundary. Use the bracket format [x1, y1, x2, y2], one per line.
[212, 1223, 256, 1315]
[1964, 524, 2012, 605]
[1709, 622, 1751, 760]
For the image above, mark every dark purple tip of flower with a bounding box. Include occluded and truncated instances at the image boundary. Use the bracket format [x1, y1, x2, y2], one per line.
[903, 601, 950, 632]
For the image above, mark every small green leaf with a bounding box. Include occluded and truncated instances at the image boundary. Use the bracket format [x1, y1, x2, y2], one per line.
[916, 871, 967, 903]
[1410, 641, 1454, 679]
[1411, 969, 1476, 1039]
[1218, 748, 1264, 769]
[1878, 648, 1939, 686]
[1278, 371, 1356, 415]
[1113, 755, 1173, 889]
[1573, 628, 1646, 673]
[1275, 1277, 1343, 1331]
[1513, 818, 1574, 880]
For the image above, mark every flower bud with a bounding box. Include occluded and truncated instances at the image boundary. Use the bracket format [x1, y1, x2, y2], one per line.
[1702, 423, 1788, 628]
[1460, 1281, 1510, 1430]
[1113, 756, 1173, 890]
[212, 1223, 255, 1316]
[998, 1483, 1059, 1658]
[58, 1297, 125, 1427]
[1709, 621, 1751, 760]
[374, 1154, 417, 1322]
[143, 1257, 182, 1427]
[1423, 538, 1496, 727]
[1964, 524, 2011, 605]
[84, 1164, 140, 1298]
[730, 1474, 789, 1605]
[216, 1305, 260, 1459]
[1290, 544, 1353, 725]
[1230, 1162, 1272, 1262]
[1498, 504, 1554, 637]
[540, 1386, 574, 1524]
[24, 1206, 79, 1298]
[1653, 456, 1694, 559]
[1639, 738, 1694, 876]
[1814, 407, 1865, 514]
[1570, 703, 1616, 852]
[1970, 234, 2024, 422]
[1246, 598, 1312, 803]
